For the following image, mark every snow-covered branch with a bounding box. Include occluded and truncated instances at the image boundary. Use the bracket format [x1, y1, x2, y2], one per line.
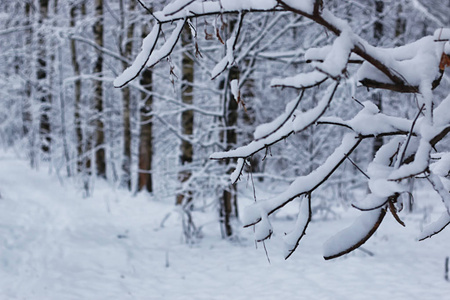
[114, 0, 450, 260]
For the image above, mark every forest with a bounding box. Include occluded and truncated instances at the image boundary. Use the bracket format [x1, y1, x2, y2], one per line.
[0, 0, 450, 299]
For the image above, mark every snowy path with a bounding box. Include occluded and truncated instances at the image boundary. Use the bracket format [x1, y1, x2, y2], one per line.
[0, 153, 449, 299]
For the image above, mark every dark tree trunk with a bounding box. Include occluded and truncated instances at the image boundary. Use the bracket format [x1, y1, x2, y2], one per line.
[176, 23, 194, 205]
[37, 0, 51, 154]
[220, 65, 239, 238]
[93, 0, 105, 177]
[23, 2, 32, 141]
[121, 0, 136, 189]
[70, 3, 85, 174]
[138, 24, 154, 193]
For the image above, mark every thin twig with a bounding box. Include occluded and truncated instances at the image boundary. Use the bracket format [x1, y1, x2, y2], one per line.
[136, 0, 160, 21]
[398, 104, 425, 165]
[256, 89, 305, 141]
[262, 241, 271, 264]
[249, 161, 257, 202]
[352, 96, 364, 107]
[346, 157, 370, 179]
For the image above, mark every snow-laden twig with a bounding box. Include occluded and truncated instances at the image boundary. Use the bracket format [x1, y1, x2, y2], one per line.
[323, 207, 386, 260]
[114, 22, 162, 88]
[210, 82, 339, 160]
[283, 193, 311, 259]
[242, 133, 362, 227]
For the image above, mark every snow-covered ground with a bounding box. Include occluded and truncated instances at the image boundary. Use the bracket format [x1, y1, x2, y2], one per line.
[1, 152, 449, 300]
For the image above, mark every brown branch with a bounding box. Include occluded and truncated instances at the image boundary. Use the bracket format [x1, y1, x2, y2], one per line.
[244, 136, 363, 228]
[388, 195, 405, 227]
[324, 208, 386, 260]
[418, 215, 450, 241]
[402, 125, 450, 165]
[277, 0, 414, 90]
[359, 71, 443, 93]
[359, 78, 419, 93]
[284, 193, 312, 260]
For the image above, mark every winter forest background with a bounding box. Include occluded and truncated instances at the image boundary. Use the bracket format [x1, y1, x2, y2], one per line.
[1, 0, 450, 299]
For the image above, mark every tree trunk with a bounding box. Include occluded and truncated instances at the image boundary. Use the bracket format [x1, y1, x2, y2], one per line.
[52, 0, 71, 176]
[121, 0, 136, 189]
[23, 2, 34, 166]
[220, 65, 239, 238]
[176, 23, 194, 205]
[138, 24, 154, 193]
[93, 0, 105, 177]
[37, 0, 51, 154]
[70, 1, 90, 192]
[70, 3, 84, 173]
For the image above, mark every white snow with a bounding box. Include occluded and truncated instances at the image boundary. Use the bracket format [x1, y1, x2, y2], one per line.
[230, 157, 245, 184]
[323, 208, 384, 259]
[279, 0, 315, 15]
[434, 28, 450, 41]
[114, 23, 161, 88]
[146, 19, 185, 68]
[211, 25, 237, 79]
[211, 82, 338, 160]
[313, 30, 353, 78]
[162, 0, 194, 16]
[230, 79, 239, 102]
[254, 208, 273, 242]
[270, 70, 327, 88]
[114, 20, 186, 88]
[211, 56, 229, 80]
[369, 179, 406, 198]
[305, 45, 362, 62]
[253, 93, 301, 140]
[356, 36, 443, 88]
[430, 152, 450, 177]
[352, 194, 388, 211]
[242, 133, 360, 226]
[434, 94, 450, 127]
[282, 196, 310, 258]
[155, 0, 278, 22]
[1, 152, 450, 299]
[418, 212, 450, 241]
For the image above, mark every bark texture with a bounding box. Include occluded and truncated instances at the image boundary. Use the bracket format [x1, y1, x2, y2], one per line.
[176, 23, 194, 205]
[93, 0, 105, 177]
[138, 24, 154, 193]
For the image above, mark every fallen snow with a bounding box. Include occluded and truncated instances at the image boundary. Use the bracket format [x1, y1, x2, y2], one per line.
[1, 152, 450, 299]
